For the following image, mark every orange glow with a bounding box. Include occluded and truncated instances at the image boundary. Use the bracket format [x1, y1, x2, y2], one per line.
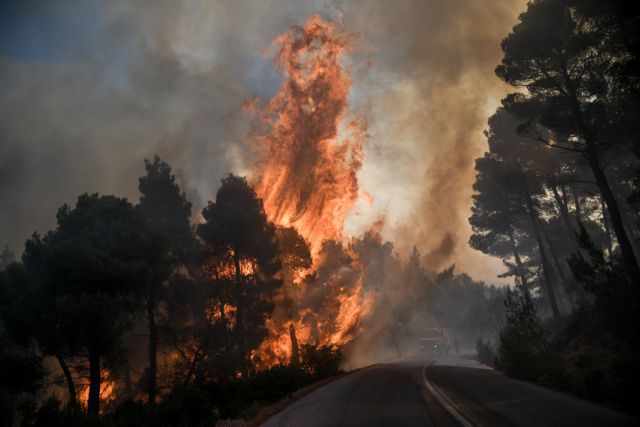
[249, 15, 367, 257]
[213, 255, 255, 280]
[248, 16, 372, 368]
[78, 369, 117, 412]
[207, 302, 237, 329]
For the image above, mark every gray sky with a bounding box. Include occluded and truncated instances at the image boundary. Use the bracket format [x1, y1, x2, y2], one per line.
[0, 0, 527, 284]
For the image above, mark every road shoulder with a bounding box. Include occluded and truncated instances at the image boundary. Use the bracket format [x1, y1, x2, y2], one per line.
[426, 365, 639, 427]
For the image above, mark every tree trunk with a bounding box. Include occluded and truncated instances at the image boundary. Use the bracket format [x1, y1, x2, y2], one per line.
[540, 220, 581, 310]
[560, 184, 569, 213]
[573, 185, 582, 223]
[183, 301, 227, 387]
[184, 340, 206, 386]
[601, 197, 614, 258]
[289, 324, 300, 367]
[183, 321, 218, 387]
[552, 185, 580, 253]
[87, 350, 101, 415]
[233, 251, 248, 377]
[55, 353, 77, 406]
[509, 229, 529, 294]
[617, 193, 640, 264]
[588, 153, 640, 282]
[123, 361, 134, 400]
[562, 73, 640, 282]
[611, 178, 640, 246]
[523, 186, 561, 320]
[540, 222, 569, 285]
[147, 289, 157, 406]
[184, 352, 199, 387]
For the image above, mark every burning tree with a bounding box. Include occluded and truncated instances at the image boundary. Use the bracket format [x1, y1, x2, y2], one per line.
[245, 15, 373, 366]
[197, 175, 282, 376]
[137, 154, 194, 405]
[7, 194, 166, 414]
[250, 15, 367, 253]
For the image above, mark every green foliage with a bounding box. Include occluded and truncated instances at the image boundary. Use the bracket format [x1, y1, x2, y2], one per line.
[475, 338, 496, 367]
[568, 225, 640, 342]
[0, 246, 15, 271]
[471, 4, 640, 414]
[561, 225, 640, 413]
[1, 194, 167, 414]
[551, 304, 640, 414]
[20, 398, 96, 427]
[197, 174, 280, 276]
[197, 174, 282, 374]
[222, 365, 309, 417]
[497, 0, 640, 280]
[151, 387, 220, 427]
[0, 324, 46, 424]
[138, 154, 194, 261]
[18, 345, 342, 426]
[496, 286, 561, 385]
[192, 349, 340, 420]
[137, 155, 195, 404]
[138, 343, 340, 422]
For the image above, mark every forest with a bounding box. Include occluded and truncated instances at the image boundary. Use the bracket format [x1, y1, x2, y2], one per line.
[0, 157, 504, 425]
[470, 0, 640, 416]
[1, 0, 640, 425]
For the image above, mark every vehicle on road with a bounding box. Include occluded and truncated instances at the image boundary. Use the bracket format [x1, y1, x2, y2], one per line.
[419, 327, 450, 355]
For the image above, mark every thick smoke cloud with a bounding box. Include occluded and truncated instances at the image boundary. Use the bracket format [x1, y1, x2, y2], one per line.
[0, 0, 256, 251]
[0, 0, 525, 284]
[341, 0, 527, 282]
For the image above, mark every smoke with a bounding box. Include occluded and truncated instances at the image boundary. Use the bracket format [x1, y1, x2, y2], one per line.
[340, 0, 528, 282]
[0, 0, 255, 252]
[0, 0, 525, 283]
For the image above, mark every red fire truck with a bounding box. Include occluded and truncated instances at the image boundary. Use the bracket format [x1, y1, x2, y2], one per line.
[419, 327, 451, 355]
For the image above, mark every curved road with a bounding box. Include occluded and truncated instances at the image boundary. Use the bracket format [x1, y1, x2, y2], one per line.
[262, 356, 638, 427]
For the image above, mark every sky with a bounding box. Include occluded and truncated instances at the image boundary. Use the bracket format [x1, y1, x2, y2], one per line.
[0, 0, 528, 284]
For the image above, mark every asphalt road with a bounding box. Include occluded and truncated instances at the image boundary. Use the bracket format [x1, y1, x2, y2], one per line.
[262, 357, 639, 427]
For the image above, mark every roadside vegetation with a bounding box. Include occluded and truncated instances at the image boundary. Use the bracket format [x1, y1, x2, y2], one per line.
[472, 0, 640, 415]
[0, 156, 346, 426]
[0, 155, 503, 426]
[18, 348, 342, 426]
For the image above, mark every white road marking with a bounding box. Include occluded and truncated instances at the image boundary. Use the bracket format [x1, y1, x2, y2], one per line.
[422, 364, 475, 427]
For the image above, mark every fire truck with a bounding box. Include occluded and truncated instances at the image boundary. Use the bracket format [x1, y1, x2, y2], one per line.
[419, 327, 451, 355]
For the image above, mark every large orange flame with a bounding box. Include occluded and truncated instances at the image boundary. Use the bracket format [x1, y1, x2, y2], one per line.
[249, 15, 367, 257]
[78, 369, 117, 413]
[248, 16, 372, 368]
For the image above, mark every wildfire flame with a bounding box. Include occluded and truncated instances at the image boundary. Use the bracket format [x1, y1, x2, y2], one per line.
[249, 15, 366, 257]
[248, 15, 372, 368]
[78, 369, 117, 412]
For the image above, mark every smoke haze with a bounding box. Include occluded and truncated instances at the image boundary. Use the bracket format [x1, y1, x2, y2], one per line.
[0, 0, 526, 284]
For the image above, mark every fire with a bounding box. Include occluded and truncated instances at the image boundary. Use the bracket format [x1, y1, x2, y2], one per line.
[78, 369, 117, 411]
[247, 15, 373, 367]
[249, 15, 367, 257]
[207, 302, 237, 329]
[209, 253, 255, 280]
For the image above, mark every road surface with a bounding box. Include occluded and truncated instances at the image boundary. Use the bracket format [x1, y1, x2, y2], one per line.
[262, 356, 638, 426]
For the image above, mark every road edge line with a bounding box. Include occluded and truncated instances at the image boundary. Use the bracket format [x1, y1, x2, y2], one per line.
[422, 365, 474, 427]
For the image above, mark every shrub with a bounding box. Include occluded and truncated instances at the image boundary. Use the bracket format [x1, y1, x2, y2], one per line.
[475, 338, 496, 366]
[496, 286, 563, 386]
[20, 398, 96, 427]
[300, 345, 342, 379]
